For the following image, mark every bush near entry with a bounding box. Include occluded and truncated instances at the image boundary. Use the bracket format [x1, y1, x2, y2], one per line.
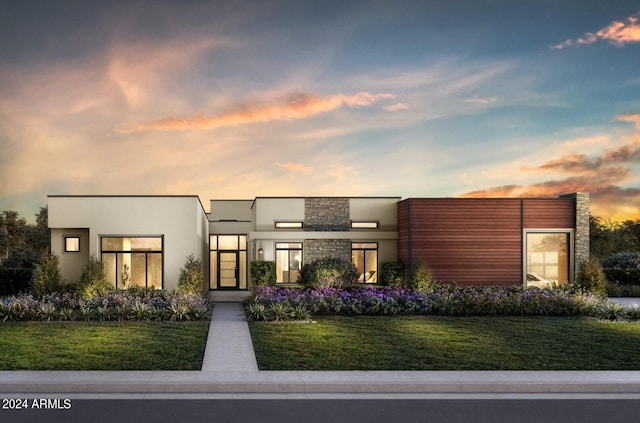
[298, 257, 358, 289]
[250, 261, 276, 286]
[177, 254, 205, 296]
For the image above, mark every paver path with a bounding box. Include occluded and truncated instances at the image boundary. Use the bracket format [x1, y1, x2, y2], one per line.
[201, 302, 259, 372]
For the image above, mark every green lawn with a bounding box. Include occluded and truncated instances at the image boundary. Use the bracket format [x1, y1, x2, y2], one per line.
[0, 321, 210, 370]
[249, 315, 640, 370]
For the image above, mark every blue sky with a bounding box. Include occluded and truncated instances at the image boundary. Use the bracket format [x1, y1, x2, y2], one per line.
[1, 0, 639, 220]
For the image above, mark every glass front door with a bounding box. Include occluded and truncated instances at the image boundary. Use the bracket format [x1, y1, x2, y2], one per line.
[219, 252, 238, 289]
[210, 235, 247, 290]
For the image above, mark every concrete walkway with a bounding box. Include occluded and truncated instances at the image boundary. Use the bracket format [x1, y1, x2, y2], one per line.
[3, 299, 640, 397]
[201, 302, 258, 372]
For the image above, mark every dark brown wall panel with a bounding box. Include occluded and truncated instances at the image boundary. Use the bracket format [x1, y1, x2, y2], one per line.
[405, 199, 522, 285]
[523, 198, 575, 228]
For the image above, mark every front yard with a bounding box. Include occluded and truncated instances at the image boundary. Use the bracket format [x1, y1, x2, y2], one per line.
[249, 315, 640, 370]
[0, 321, 209, 370]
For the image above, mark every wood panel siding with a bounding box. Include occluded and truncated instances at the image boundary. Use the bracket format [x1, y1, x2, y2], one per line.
[401, 199, 522, 286]
[397, 200, 411, 267]
[523, 198, 575, 228]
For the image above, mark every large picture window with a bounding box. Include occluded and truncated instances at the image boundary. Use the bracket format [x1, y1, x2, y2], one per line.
[101, 237, 163, 289]
[352, 242, 378, 283]
[276, 242, 302, 283]
[525, 232, 570, 288]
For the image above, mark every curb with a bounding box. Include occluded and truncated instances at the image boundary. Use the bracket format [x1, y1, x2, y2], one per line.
[2, 371, 640, 394]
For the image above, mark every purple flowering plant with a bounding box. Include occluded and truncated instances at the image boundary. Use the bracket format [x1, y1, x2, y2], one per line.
[246, 284, 611, 321]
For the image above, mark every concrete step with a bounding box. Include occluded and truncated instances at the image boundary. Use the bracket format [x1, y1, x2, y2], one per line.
[209, 291, 252, 303]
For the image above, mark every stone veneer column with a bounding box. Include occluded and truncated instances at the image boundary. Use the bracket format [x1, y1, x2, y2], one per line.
[560, 192, 590, 276]
[303, 198, 351, 264]
[305, 198, 350, 231]
[304, 239, 352, 263]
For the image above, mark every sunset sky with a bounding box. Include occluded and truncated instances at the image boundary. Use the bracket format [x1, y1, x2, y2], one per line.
[1, 0, 639, 221]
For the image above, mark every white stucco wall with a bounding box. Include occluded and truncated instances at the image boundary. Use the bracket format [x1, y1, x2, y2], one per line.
[48, 196, 208, 291]
[350, 197, 400, 230]
[253, 198, 305, 231]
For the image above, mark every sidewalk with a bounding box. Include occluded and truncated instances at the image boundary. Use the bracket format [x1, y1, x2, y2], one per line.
[200, 302, 258, 372]
[2, 299, 640, 396]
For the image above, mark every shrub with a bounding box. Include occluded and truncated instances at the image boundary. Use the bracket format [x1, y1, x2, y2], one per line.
[246, 285, 606, 321]
[250, 261, 276, 286]
[177, 254, 204, 296]
[298, 257, 358, 289]
[32, 252, 62, 298]
[408, 260, 435, 292]
[575, 257, 607, 296]
[601, 252, 640, 286]
[77, 255, 112, 299]
[0, 249, 40, 296]
[381, 262, 404, 287]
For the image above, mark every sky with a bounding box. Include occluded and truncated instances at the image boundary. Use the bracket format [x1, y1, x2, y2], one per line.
[1, 0, 639, 221]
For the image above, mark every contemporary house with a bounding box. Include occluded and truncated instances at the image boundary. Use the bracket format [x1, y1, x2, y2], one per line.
[48, 193, 589, 292]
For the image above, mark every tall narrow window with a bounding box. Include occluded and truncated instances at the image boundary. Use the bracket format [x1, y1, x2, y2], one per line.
[352, 242, 378, 283]
[525, 232, 570, 288]
[101, 237, 163, 289]
[276, 242, 302, 283]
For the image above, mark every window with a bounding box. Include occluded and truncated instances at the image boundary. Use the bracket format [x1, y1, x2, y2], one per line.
[525, 232, 571, 288]
[64, 236, 80, 252]
[101, 237, 163, 289]
[352, 242, 378, 283]
[275, 222, 304, 229]
[351, 221, 379, 229]
[276, 242, 302, 283]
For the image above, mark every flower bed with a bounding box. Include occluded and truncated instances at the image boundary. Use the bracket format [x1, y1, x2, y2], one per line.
[0, 290, 212, 322]
[244, 285, 621, 321]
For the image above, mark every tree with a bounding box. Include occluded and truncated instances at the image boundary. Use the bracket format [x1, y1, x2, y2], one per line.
[0, 208, 48, 295]
[0, 210, 28, 262]
[32, 251, 62, 297]
[590, 215, 639, 259]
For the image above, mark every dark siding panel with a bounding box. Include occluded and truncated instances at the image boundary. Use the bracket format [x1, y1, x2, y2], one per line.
[407, 199, 522, 286]
[397, 200, 410, 266]
[523, 199, 575, 228]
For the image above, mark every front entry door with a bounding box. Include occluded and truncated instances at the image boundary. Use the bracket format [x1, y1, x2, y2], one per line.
[218, 252, 239, 289]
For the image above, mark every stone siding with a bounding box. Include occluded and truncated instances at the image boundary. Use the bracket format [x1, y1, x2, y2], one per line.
[305, 198, 349, 231]
[560, 192, 590, 275]
[304, 239, 352, 264]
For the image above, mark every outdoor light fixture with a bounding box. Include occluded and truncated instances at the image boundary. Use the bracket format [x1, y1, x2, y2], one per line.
[258, 248, 264, 260]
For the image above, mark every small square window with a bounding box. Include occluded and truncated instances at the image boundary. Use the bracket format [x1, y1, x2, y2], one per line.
[64, 237, 80, 252]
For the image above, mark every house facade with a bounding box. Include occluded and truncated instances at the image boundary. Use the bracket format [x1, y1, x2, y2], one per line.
[48, 193, 589, 291]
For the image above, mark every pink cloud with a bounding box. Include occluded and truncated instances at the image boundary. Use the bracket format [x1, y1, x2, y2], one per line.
[465, 97, 498, 104]
[120, 91, 395, 132]
[616, 113, 640, 130]
[552, 13, 640, 49]
[277, 162, 313, 174]
[385, 102, 409, 112]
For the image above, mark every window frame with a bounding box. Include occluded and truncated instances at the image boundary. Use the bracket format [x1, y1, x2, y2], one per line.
[64, 236, 81, 253]
[522, 229, 573, 288]
[274, 221, 304, 229]
[209, 234, 248, 290]
[275, 242, 303, 284]
[351, 242, 378, 284]
[351, 221, 379, 229]
[100, 236, 164, 290]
